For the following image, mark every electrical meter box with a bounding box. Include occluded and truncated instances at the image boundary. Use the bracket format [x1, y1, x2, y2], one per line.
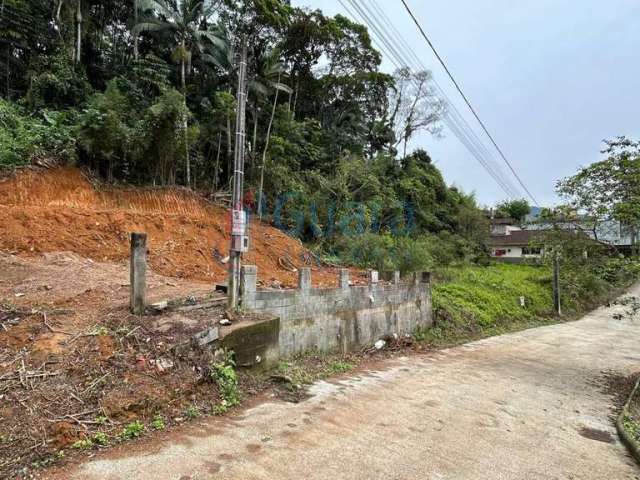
[231, 235, 249, 253]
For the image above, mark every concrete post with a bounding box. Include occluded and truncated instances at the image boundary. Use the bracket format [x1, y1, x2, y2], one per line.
[393, 271, 400, 285]
[553, 254, 561, 316]
[298, 268, 311, 291]
[241, 265, 257, 308]
[130, 233, 147, 315]
[339, 269, 350, 290]
[368, 270, 379, 285]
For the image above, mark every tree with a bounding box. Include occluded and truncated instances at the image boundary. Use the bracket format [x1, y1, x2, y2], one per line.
[134, 0, 227, 186]
[557, 137, 640, 249]
[496, 199, 530, 223]
[388, 67, 444, 158]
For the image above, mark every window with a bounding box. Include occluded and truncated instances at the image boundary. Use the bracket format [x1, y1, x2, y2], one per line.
[522, 247, 542, 255]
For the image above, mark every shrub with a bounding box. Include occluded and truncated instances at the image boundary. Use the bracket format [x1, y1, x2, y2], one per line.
[0, 100, 76, 168]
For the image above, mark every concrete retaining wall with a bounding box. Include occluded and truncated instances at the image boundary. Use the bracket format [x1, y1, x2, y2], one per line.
[237, 266, 432, 363]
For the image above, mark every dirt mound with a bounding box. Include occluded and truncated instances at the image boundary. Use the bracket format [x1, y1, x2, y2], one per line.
[0, 167, 349, 288]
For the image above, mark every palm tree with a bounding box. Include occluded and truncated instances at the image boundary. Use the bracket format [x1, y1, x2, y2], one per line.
[134, 0, 227, 186]
[252, 49, 291, 219]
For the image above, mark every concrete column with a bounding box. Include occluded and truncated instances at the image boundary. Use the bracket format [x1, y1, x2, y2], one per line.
[298, 268, 311, 291]
[241, 265, 257, 308]
[339, 269, 350, 289]
[368, 270, 379, 285]
[130, 232, 147, 315]
[393, 271, 400, 285]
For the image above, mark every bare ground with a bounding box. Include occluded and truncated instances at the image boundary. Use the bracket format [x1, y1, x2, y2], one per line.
[44, 284, 640, 480]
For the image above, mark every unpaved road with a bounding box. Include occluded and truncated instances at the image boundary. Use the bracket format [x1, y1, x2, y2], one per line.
[54, 286, 640, 480]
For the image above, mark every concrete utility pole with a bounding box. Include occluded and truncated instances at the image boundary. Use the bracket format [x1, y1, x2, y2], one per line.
[552, 251, 561, 316]
[228, 40, 248, 309]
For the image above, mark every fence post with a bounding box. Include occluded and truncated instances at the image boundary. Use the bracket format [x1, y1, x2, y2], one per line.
[130, 233, 147, 315]
[552, 253, 561, 315]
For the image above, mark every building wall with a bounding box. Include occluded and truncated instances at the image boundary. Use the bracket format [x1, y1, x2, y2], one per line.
[235, 266, 432, 365]
[491, 246, 543, 260]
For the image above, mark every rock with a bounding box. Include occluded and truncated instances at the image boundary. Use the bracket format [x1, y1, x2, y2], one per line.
[150, 301, 168, 312]
[374, 339, 386, 350]
[219, 319, 231, 326]
[153, 357, 174, 374]
[192, 327, 220, 347]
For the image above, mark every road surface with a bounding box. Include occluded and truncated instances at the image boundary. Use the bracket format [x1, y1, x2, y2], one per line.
[56, 285, 640, 480]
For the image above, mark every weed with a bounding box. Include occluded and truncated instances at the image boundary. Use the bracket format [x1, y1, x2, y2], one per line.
[119, 420, 144, 440]
[93, 326, 109, 336]
[71, 439, 93, 450]
[150, 414, 166, 430]
[92, 432, 109, 446]
[328, 360, 354, 374]
[185, 405, 199, 419]
[210, 350, 240, 411]
[95, 415, 108, 425]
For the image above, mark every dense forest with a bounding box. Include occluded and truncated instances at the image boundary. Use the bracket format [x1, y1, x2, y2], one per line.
[1, 0, 489, 269]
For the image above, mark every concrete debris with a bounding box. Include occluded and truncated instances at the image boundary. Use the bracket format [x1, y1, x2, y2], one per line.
[153, 357, 174, 373]
[374, 339, 386, 350]
[193, 327, 220, 347]
[150, 301, 168, 312]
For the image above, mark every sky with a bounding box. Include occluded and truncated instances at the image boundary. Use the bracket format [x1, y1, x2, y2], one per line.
[291, 0, 640, 207]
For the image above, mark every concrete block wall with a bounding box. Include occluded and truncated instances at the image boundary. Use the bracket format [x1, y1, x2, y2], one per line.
[240, 266, 432, 359]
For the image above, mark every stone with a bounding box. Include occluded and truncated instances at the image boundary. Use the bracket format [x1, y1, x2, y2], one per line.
[374, 339, 386, 350]
[193, 327, 220, 347]
[150, 301, 168, 312]
[220, 319, 231, 326]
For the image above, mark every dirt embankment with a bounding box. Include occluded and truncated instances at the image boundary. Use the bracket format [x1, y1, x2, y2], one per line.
[0, 167, 351, 288]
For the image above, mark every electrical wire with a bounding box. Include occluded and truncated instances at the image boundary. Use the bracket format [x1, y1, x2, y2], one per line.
[398, 0, 539, 206]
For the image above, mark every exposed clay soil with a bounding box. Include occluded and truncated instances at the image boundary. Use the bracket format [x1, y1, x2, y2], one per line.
[0, 252, 243, 478]
[0, 166, 369, 478]
[0, 167, 363, 289]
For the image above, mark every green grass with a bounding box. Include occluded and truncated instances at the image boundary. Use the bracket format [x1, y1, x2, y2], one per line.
[433, 263, 553, 326]
[429, 263, 555, 345]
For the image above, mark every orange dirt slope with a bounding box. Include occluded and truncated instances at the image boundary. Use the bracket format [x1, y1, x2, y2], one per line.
[0, 167, 347, 288]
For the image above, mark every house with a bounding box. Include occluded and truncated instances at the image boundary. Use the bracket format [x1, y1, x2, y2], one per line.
[489, 229, 544, 262]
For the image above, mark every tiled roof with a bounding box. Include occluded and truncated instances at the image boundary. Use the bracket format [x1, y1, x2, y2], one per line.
[488, 230, 542, 246]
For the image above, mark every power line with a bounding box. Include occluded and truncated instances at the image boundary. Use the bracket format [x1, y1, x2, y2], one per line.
[340, 0, 521, 199]
[363, 0, 521, 198]
[343, 0, 518, 198]
[399, 0, 540, 206]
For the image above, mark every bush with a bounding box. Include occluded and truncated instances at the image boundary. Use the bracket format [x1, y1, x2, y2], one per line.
[0, 100, 76, 167]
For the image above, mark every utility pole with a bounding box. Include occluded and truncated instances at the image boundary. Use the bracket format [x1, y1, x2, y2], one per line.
[552, 251, 561, 316]
[228, 39, 248, 309]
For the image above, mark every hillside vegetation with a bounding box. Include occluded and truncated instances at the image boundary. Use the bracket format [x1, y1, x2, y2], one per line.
[0, 0, 491, 269]
[428, 260, 640, 346]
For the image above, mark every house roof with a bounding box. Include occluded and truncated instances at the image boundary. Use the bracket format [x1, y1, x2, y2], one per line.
[490, 217, 517, 225]
[488, 230, 542, 247]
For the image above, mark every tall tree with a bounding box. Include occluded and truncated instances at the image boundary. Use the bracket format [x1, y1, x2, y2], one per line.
[134, 0, 227, 186]
[557, 137, 640, 249]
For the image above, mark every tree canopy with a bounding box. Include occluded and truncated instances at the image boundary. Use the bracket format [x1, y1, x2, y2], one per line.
[0, 0, 493, 269]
